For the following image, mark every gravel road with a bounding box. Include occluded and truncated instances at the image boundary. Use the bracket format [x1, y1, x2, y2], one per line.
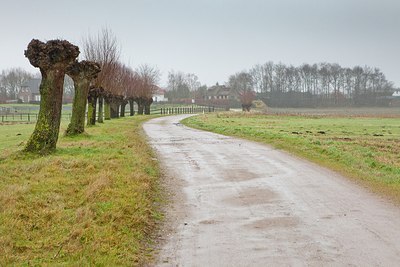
[143, 114, 400, 266]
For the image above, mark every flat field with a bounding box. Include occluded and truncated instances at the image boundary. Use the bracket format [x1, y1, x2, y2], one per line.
[0, 116, 162, 265]
[183, 111, 400, 204]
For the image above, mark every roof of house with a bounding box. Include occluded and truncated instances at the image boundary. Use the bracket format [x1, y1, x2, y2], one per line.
[206, 84, 236, 96]
[154, 86, 166, 95]
[21, 78, 41, 94]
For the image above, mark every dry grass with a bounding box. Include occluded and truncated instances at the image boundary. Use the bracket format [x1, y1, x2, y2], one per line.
[0, 115, 163, 265]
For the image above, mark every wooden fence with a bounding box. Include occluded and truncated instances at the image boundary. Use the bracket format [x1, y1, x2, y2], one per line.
[160, 106, 224, 115]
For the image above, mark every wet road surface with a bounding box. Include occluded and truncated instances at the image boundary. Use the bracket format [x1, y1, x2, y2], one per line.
[143, 115, 400, 266]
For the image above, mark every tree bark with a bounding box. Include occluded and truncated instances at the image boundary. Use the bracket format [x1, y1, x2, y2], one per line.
[87, 95, 97, 125]
[97, 96, 104, 123]
[129, 99, 135, 116]
[104, 99, 111, 120]
[144, 98, 153, 115]
[86, 87, 103, 125]
[24, 39, 79, 153]
[136, 98, 144, 115]
[66, 78, 90, 134]
[120, 100, 128, 117]
[110, 100, 119, 118]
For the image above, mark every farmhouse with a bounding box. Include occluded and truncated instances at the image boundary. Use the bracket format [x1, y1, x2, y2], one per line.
[18, 78, 41, 103]
[153, 87, 168, 102]
[204, 84, 238, 100]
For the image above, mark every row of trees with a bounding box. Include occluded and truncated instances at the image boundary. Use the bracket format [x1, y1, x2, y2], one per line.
[23, 29, 159, 154]
[249, 62, 396, 107]
[81, 29, 159, 127]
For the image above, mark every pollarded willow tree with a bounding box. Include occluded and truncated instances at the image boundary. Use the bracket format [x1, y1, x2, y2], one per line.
[24, 39, 79, 153]
[65, 60, 101, 135]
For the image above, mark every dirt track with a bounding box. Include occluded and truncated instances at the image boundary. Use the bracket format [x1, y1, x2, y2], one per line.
[143, 115, 400, 266]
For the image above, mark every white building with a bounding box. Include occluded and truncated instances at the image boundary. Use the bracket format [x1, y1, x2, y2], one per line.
[153, 88, 168, 102]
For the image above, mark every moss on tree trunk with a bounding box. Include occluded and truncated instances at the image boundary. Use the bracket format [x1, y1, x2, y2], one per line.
[66, 79, 89, 135]
[87, 96, 97, 125]
[120, 100, 127, 117]
[104, 100, 111, 120]
[129, 99, 135, 116]
[97, 96, 104, 123]
[144, 98, 153, 115]
[110, 102, 119, 118]
[24, 70, 65, 153]
[87, 100, 94, 125]
[136, 98, 144, 115]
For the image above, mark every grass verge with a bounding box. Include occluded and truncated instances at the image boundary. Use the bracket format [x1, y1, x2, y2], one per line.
[183, 112, 400, 204]
[0, 116, 162, 265]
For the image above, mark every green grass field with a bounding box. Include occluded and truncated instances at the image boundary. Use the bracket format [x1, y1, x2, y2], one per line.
[0, 116, 163, 265]
[183, 112, 400, 204]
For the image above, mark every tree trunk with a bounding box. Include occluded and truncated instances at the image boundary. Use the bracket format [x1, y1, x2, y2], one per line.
[24, 69, 65, 153]
[129, 99, 135, 116]
[136, 98, 144, 115]
[144, 98, 153, 115]
[110, 101, 119, 118]
[97, 96, 104, 123]
[87, 95, 97, 125]
[104, 99, 111, 120]
[120, 100, 128, 117]
[66, 78, 90, 135]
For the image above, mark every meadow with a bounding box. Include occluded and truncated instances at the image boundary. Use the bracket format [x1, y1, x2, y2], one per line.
[183, 111, 400, 204]
[0, 115, 162, 265]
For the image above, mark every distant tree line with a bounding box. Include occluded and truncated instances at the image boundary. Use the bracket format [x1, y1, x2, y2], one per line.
[164, 62, 397, 109]
[249, 62, 396, 107]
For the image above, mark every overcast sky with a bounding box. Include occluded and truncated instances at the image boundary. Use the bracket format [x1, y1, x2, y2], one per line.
[1, 0, 399, 87]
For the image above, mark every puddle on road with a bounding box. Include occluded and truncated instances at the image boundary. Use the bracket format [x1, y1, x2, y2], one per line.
[224, 187, 278, 206]
[246, 217, 299, 229]
[222, 169, 259, 181]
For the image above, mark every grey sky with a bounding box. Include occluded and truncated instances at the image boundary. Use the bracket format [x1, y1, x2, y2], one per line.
[1, 0, 399, 87]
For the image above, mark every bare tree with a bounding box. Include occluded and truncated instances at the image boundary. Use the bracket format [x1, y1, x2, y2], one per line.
[24, 39, 79, 153]
[228, 71, 255, 111]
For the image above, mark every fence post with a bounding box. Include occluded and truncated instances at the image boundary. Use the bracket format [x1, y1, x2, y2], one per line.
[28, 113, 30, 122]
